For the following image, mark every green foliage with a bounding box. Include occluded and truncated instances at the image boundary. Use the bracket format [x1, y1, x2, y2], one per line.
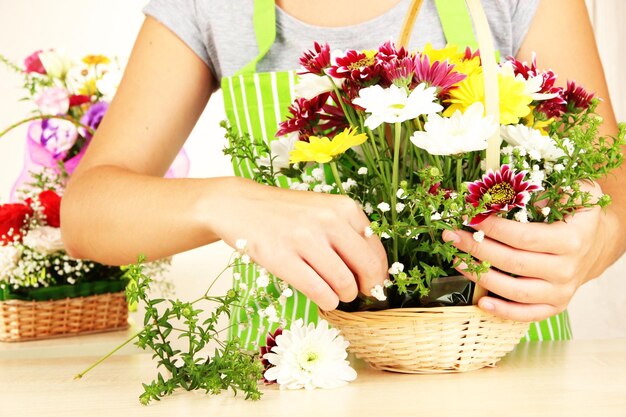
[123, 258, 262, 405]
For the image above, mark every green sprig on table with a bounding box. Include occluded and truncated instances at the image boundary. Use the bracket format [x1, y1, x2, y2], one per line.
[75, 257, 263, 405]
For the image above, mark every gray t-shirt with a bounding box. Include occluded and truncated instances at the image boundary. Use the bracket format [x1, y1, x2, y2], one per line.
[143, 0, 539, 82]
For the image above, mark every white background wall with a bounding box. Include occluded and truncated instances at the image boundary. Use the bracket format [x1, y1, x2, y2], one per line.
[0, 0, 624, 338]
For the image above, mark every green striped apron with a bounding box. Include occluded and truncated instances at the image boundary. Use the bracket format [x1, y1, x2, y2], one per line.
[221, 0, 572, 349]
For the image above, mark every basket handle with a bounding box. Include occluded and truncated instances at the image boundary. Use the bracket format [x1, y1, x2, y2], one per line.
[397, 0, 500, 304]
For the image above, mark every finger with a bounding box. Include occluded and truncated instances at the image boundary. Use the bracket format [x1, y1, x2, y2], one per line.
[330, 222, 388, 295]
[476, 296, 559, 323]
[264, 253, 339, 311]
[467, 215, 578, 255]
[444, 229, 560, 279]
[299, 244, 358, 303]
[455, 261, 558, 305]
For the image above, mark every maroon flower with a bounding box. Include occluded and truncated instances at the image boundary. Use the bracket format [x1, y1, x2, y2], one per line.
[0, 203, 33, 245]
[377, 41, 410, 63]
[466, 165, 541, 226]
[327, 49, 381, 84]
[413, 54, 466, 96]
[259, 327, 283, 384]
[24, 50, 46, 75]
[507, 55, 566, 118]
[563, 80, 594, 112]
[276, 93, 329, 138]
[381, 56, 416, 88]
[463, 47, 481, 61]
[299, 42, 331, 76]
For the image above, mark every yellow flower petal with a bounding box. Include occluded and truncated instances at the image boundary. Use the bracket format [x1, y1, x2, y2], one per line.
[288, 128, 367, 164]
[82, 55, 110, 66]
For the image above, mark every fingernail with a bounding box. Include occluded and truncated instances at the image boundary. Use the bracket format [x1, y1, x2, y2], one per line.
[480, 300, 495, 311]
[442, 231, 461, 243]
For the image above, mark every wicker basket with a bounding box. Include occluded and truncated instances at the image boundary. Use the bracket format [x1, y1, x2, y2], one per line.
[0, 291, 129, 342]
[320, 306, 529, 373]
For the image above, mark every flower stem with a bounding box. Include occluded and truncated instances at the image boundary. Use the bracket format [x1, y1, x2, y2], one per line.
[74, 328, 144, 380]
[0, 114, 95, 138]
[391, 122, 402, 262]
[330, 161, 346, 194]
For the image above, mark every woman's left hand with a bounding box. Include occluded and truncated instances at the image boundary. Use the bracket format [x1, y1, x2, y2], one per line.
[442, 181, 614, 322]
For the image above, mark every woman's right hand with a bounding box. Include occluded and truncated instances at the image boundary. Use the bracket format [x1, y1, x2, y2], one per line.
[206, 177, 388, 310]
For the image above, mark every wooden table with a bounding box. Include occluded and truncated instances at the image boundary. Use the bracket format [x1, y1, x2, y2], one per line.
[1, 333, 625, 417]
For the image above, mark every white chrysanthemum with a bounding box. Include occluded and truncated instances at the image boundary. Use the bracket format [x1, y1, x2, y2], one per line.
[22, 226, 64, 255]
[263, 319, 357, 390]
[257, 132, 299, 170]
[353, 83, 443, 130]
[500, 124, 565, 162]
[295, 71, 335, 100]
[39, 50, 73, 79]
[410, 102, 496, 156]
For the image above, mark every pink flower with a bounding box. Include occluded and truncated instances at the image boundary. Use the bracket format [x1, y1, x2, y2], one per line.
[299, 42, 331, 76]
[413, 54, 466, 96]
[377, 41, 410, 63]
[35, 87, 70, 115]
[564, 80, 594, 112]
[327, 49, 381, 84]
[24, 50, 46, 74]
[466, 165, 542, 226]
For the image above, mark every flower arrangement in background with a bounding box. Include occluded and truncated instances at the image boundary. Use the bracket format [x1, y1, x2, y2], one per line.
[0, 50, 175, 303]
[225, 41, 625, 310]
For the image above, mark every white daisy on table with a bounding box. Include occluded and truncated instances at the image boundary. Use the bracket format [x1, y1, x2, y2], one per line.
[263, 319, 356, 390]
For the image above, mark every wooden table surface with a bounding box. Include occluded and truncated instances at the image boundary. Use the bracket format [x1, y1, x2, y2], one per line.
[1, 332, 625, 417]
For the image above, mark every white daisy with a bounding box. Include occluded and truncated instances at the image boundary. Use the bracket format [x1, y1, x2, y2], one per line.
[263, 319, 357, 390]
[500, 124, 565, 162]
[353, 83, 443, 130]
[410, 102, 496, 156]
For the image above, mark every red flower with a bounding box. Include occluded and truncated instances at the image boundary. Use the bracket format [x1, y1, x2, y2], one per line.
[327, 49, 381, 84]
[0, 203, 33, 245]
[299, 42, 331, 76]
[24, 50, 46, 75]
[381, 56, 416, 88]
[413, 54, 466, 96]
[259, 327, 283, 384]
[466, 165, 541, 226]
[276, 93, 329, 138]
[38, 190, 62, 228]
[563, 80, 594, 112]
[69, 95, 92, 107]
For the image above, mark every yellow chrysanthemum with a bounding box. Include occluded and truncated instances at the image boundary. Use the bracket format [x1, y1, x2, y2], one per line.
[445, 71, 532, 125]
[78, 78, 98, 96]
[422, 43, 465, 64]
[289, 128, 368, 164]
[452, 56, 482, 77]
[82, 55, 110, 66]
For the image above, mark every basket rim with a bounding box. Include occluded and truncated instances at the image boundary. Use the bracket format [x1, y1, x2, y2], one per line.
[0, 291, 127, 306]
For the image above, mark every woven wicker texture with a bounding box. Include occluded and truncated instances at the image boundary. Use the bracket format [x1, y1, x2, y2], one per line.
[320, 306, 529, 373]
[0, 292, 129, 342]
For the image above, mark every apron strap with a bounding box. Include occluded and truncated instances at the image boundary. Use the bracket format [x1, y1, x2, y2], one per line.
[434, 0, 479, 50]
[235, 0, 277, 76]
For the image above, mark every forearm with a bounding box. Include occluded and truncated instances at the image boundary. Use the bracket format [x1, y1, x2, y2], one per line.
[61, 165, 237, 265]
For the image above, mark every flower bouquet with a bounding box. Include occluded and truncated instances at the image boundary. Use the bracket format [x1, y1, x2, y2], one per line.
[0, 50, 174, 342]
[224, 4, 624, 372]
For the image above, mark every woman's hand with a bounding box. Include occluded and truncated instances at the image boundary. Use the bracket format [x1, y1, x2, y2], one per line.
[442, 181, 619, 322]
[207, 177, 388, 311]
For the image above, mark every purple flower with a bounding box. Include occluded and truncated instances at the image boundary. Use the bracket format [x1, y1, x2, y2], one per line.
[80, 101, 109, 138]
[28, 118, 78, 160]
